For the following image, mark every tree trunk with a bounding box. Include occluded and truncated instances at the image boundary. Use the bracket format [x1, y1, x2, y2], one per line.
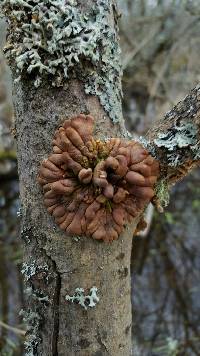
[3, 0, 200, 355]
[15, 80, 137, 356]
[7, 0, 135, 353]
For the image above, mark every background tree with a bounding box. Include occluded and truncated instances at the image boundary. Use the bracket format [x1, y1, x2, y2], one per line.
[1, 1, 200, 355]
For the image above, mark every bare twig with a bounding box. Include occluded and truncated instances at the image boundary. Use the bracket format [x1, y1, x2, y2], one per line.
[122, 25, 159, 69]
[150, 17, 200, 98]
[0, 319, 26, 336]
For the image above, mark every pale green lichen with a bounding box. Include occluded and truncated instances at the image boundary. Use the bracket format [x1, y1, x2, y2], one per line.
[21, 260, 49, 281]
[21, 261, 50, 355]
[19, 309, 41, 356]
[154, 123, 197, 150]
[2, 0, 123, 122]
[25, 286, 49, 304]
[21, 261, 38, 281]
[154, 122, 200, 167]
[65, 286, 99, 310]
[17, 207, 22, 217]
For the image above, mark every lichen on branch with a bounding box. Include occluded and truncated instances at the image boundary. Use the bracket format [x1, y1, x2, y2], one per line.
[139, 85, 200, 211]
[2, 0, 123, 122]
[38, 114, 159, 242]
[144, 85, 200, 182]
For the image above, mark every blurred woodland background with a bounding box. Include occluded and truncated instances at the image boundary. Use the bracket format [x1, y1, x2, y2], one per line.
[0, 0, 200, 355]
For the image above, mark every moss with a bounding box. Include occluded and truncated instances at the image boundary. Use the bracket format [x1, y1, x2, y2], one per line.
[2, 0, 123, 122]
[164, 212, 175, 225]
[0, 150, 17, 160]
[154, 179, 170, 211]
[192, 199, 200, 211]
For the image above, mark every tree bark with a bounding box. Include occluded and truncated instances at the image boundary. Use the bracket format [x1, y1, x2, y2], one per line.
[2, 0, 135, 354]
[3, 0, 200, 355]
[15, 79, 137, 356]
[146, 85, 200, 183]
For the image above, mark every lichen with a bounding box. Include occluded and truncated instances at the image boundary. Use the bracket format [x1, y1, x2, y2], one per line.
[21, 260, 49, 281]
[25, 286, 49, 304]
[21, 275, 50, 355]
[19, 309, 42, 356]
[21, 226, 34, 244]
[65, 286, 99, 310]
[154, 122, 200, 167]
[2, 0, 123, 122]
[17, 207, 22, 217]
[154, 123, 197, 150]
[20, 261, 50, 355]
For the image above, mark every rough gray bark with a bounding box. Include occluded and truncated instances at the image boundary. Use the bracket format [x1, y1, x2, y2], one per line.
[146, 86, 200, 180]
[3, 1, 137, 354]
[15, 76, 138, 355]
[3, 0, 200, 355]
[15, 83, 200, 356]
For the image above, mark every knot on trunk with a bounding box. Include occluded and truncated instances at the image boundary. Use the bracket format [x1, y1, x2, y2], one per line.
[38, 114, 160, 242]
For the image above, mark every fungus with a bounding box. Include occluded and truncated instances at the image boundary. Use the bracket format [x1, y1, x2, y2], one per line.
[38, 114, 160, 242]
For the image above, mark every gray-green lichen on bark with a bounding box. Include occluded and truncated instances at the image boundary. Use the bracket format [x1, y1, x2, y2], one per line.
[143, 85, 200, 210]
[65, 286, 99, 310]
[148, 87, 200, 166]
[1, 0, 123, 123]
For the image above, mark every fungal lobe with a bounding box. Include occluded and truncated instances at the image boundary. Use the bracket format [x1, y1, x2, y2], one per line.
[38, 114, 160, 242]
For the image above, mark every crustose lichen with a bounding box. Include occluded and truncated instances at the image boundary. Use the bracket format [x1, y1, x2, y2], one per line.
[2, 0, 123, 122]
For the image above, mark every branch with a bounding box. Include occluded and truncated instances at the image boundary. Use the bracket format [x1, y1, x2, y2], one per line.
[143, 85, 200, 209]
[0, 319, 26, 337]
[122, 25, 159, 69]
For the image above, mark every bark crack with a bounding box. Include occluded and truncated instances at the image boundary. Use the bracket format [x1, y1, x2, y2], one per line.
[52, 260, 61, 356]
[33, 231, 62, 355]
[96, 327, 109, 355]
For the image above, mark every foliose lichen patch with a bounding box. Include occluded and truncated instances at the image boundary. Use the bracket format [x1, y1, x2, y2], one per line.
[21, 260, 49, 281]
[20, 260, 51, 355]
[2, 0, 123, 122]
[20, 308, 42, 356]
[65, 286, 99, 310]
[154, 122, 200, 167]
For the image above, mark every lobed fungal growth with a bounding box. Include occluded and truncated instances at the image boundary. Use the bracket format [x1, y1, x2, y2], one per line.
[38, 114, 160, 242]
[2, 0, 123, 122]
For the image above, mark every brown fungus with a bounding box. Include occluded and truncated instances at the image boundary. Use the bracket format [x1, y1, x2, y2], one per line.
[38, 114, 160, 242]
